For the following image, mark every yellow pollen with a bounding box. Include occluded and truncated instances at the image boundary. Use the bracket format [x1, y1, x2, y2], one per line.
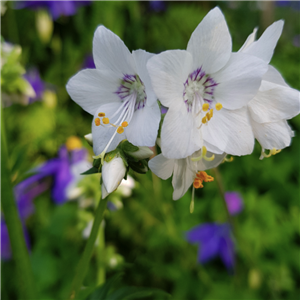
[102, 117, 109, 124]
[202, 103, 209, 112]
[193, 171, 214, 189]
[202, 116, 207, 124]
[209, 108, 213, 118]
[117, 126, 124, 134]
[206, 112, 211, 121]
[65, 136, 82, 151]
[94, 118, 101, 126]
[98, 112, 105, 117]
[215, 103, 222, 111]
[193, 179, 203, 189]
[121, 121, 128, 127]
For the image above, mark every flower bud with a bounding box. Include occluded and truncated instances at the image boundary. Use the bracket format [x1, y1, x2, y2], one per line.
[84, 133, 93, 146]
[128, 146, 153, 160]
[102, 156, 126, 195]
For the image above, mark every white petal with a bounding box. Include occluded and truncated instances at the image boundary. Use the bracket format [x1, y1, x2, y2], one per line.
[128, 147, 153, 160]
[66, 69, 121, 115]
[132, 50, 157, 107]
[203, 141, 223, 155]
[213, 53, 268, 110]
[172, 159, 195, 200]
[161, 108, 203, 159]
[189, 151, 226, 171]
[93, 25, 136, 75]
[248, 82, 300, 123]
[102, 157, 126, 193]
[125, 101, 160, 147]
[149, 154, 175, 180]
[101, 183, 109, 199]
[203, 107, 254, 156]
[262, 65, 289, 87]
[242, 20, 284, 63]
[251, 119, 292, 149]
[92, 103, 126, 156]
[239, 27, 258, 52]
[147, 50, 193, 109]
[187, 7, 232, 74]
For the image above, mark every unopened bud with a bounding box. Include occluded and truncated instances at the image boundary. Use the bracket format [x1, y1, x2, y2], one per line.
[128, 146, 153, 160]
[84, 133, 93, 146]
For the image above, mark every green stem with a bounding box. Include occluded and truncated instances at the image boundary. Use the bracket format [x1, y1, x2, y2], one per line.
[69, 197, 108, 300]
[96, 222, 106, 286]
[213, 167, 235, 231]
[1, 112, 36, 299]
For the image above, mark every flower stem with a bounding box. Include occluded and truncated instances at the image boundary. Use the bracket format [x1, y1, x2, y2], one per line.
[69, 197, 108, 300]
[213, 167, 234, 231]
[96, 222, 106, 285]
[1, 113, 36, 299]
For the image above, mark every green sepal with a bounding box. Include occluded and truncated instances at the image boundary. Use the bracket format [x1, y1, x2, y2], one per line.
[81, 166, 99, 175]
[104, 149, 119, 163]
[119, 140, 139, 153]
[93, 158, 101, 169]
[128, 159, 149, 174]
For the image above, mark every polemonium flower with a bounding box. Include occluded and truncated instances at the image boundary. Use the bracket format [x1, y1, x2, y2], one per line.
[101, 156, 126, 199]
[15, 1, 91, 20]
[147, 7, 268, 159]
[67, 26, 160, 163]
[240, 23, 300, 159]
[186, 223, 235, 271]
[225, 192, 244, 215]
[149, 147, 226, 200]
[23, 68, 45, 103]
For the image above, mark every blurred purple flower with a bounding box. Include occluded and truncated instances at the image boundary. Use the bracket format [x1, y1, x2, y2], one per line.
[186, 223, 235, 271]
[224, 192, 244, 215]
[293, 35, 300, 47]
[149, 1, 166, 12]
[23, 68, 45, 103]
[15, 1, 91, 20]
[161, 105, 168, 114]
[82, 54, 96, 69]
[275, 1, 300, 10]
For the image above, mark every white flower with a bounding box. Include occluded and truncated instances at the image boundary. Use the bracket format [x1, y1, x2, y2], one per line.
[240, 22, 300, 158]
[147, 7, 268, 159]
[66, 26, 160, 162]
[149, 147, 226, 200]
[101, 156, 126, 198]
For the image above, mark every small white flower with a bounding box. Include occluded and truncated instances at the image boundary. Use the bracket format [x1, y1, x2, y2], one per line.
[147, 7, 268, 159]
[102, 156, 126, 198]
[240, 22, 300, 158]
[66, 26, 160, 162]
[149, 147, 226, 200]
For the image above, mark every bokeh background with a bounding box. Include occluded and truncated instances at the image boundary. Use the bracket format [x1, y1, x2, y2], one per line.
[1, 1, 300, 299]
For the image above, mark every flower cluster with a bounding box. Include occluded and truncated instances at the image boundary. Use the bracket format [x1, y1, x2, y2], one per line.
[66, 7, 299, 200]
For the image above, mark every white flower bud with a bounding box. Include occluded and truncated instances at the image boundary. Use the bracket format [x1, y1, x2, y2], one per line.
[84, 133, 93, 146]
[128, 146, 153, 160]
[102, 156, 126, 194]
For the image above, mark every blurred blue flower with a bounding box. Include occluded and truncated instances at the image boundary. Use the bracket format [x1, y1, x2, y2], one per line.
[225, 192, 244, 215]
[186, 223, 235, 271]
[275, 1, 300, 10]
[23, 68, 45, 103]
[149, 1, 166, 12]
[15, 1, 91, 20]
[82, 54, 96, 69]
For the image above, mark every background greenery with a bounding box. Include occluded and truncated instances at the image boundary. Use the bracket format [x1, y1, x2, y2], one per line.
[1, 1, 300, 299]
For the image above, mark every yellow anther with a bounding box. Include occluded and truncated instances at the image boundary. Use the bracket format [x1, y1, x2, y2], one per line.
[117, 126, 124, 134]
[65, 136, 82, 151]
[193, 179, 203, 189]
[206, 112, 211, 121]
[98, 112, 105, 117]
[202, 103, 209, 111]
[209, 108, 213, 118]
[260, 148, 281, 159]
[94, 118, 101, 126]
[270, 148, 281, 155]
[224, 156, 234, 162]
[202, 116, 207, 124]
[197, 171, 214, 183]
[102, 117, 109, 124]
[202, 146, 207, 156]
[191, 146, 215, 162]
[121, 121, 128, 127]
[215, 103, 223, 111]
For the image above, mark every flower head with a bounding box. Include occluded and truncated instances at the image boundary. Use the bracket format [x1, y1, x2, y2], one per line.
[186, 223, 235, 271]
[240, 23, 300, 159]
[225, 192, 244, 215]
[67, 26, 160, 163]
[147, 7, 268, 159]
[23, 68, 45, 103]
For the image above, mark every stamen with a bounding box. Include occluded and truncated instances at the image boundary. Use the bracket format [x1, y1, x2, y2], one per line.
[206, 112, 211, 121]
[193, 179, 203, 189]
[191, 146, 215, 162]
[193, 171, 214, 191]
[117, 126, 124, 134]
[209, 108, 213, 118]
[98, 112, 105, 117]
[121, 121, 128, 127]
[202, 103, 209, 111]
[95, 118, 101, 126]
[223, 155, 234, 162]
[260, 148, 281, 160]
[202, 117, 207, 124]
[215, 103, 222, 111]
[102, 117, 110, 124]
[190, 187, 195, 213]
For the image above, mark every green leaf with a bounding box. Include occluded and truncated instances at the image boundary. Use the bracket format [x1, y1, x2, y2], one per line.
[120, 140, 139, 153]
[93, 158, 101, 169]
[81, 167, 99, 175]
[128, 159, 149, 174]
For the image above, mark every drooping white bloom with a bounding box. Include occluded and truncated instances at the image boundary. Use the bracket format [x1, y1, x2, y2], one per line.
[147, 7, 268, 159]
[101, 156, 126, 199]
[149, 147, 226, 200]
[239, 22, 300, 158]
[66, 26, 160, 161]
